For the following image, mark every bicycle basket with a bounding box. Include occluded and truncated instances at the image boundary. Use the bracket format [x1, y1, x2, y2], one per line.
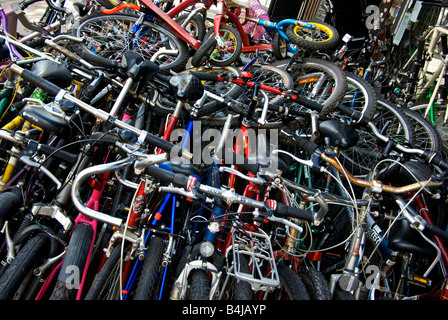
[229, 225, 280, 290]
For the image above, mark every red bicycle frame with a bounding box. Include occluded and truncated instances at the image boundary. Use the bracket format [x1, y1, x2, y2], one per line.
[102, 0, 273, 54]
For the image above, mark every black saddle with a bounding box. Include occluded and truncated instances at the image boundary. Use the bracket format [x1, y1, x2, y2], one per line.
[319, 119, 359, 149]
[31, 60, 73, 89]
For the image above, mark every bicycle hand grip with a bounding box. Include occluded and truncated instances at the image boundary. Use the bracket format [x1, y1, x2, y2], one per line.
[273, 202, 314, 221]
[76, 49, 119, 69]
[336, 103, 369, 126]
[424, 221, 448, 242]
[145, 165, 189, 188]
[14, 66, 62, 97]
[189, 72, 219, 82]
[143, 134, 179, 155]
[38, 144, 78, 164]
[290, 94, 324, 113]
[216, 149, 260, 174]
[279, 132, 319, 155]
[424, 151, 448, 171]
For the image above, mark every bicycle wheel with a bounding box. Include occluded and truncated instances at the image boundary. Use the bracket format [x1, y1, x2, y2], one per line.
[49, 223, 94, 300]
[287, 57, 347, 116]
[241, 64, 294, 107]
[285, 20, 340, 51]
[174, 13, 206, 42]
[335, 72, 377, 126]
[74, 13, 189, 72]
[0, 191, 22, 221]
[409, 102, 448, 153]
[133, 236, 165, 300]
[297, 266, 331, 300]
[265, 265, 309, 300]
[398, 105, 442, 153]
[272, 33, 288, 60]
[186, 269, 210, 300]
[200, 24, 243, 67]
[0, 233, 51, 300]
[339, 99, 415, 179]
[84, 244, 130, 300]
[215, 254, 253, 300]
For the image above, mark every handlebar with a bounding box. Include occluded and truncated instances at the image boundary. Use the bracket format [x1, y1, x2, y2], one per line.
[9, 64, 193, 160]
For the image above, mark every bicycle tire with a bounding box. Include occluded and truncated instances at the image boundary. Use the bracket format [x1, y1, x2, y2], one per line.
[133, 236, 165, 300]
[73, 13, 189, 73]
[285, 20, 340, 51]
[272, 32, 288, 60]
[297, 266, 331, 300]
[409, 102, 448, 153]
[49, 223, 94, 300]
[399, 106, 442, 153]
[267, 264, 310, 300]
[174, 13, 206, 42]
[287, 57, 347, 116]
[339, 99, 415, 179]
[0, 191, 22, 221]
[336, 72, 377, 126]
[215, 254, 253, 300]
[187, 269, 210, 300]
[202, 24, 243, 67]
[0, 233, 50, 300]
[84, 244, 129, 300]
[191, 37, 218, 67]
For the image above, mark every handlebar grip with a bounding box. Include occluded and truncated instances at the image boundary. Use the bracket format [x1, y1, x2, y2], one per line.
[143, 134, 177, 154]
[145, 165, 189, 188]
[274, 202, 315, 221]
[189, 72, 219, 82]
[291, 94, 324, 113]
[18, 68, 62, 97]
[424, 221, 448, 242]
[231, 153, 260, 174]
[416, 36, 426, 61]
[279, 132, 319, 155]
[76, 49, 119, 69]
[336, 103, 369, 126]
[216, 148, 259, 174]
[424, 152, 448, 171]
[38, 144, 78, 164]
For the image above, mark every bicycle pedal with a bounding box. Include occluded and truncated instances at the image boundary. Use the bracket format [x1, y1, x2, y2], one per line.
[406, 274, 432, 288]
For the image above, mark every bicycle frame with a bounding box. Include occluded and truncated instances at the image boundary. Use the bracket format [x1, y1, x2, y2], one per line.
[103, 0, 204, 49]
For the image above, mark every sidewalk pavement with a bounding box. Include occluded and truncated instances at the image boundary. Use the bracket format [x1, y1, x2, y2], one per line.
[1, 0, 75, 35]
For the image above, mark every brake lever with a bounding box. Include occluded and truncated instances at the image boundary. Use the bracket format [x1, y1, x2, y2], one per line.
[218, 166, 267, 184]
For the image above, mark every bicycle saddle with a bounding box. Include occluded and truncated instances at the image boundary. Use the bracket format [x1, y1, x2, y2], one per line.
[318, 119, 359, 150]
[121, 51, 160, 80]
[31, 60, 73, 89]
[388, 219, 437, 258]
[168, 74, 204, 102]
[20, 104, 72, 137]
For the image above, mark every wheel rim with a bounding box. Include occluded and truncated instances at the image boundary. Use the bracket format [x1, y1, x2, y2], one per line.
[293, 23, 333, 43]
